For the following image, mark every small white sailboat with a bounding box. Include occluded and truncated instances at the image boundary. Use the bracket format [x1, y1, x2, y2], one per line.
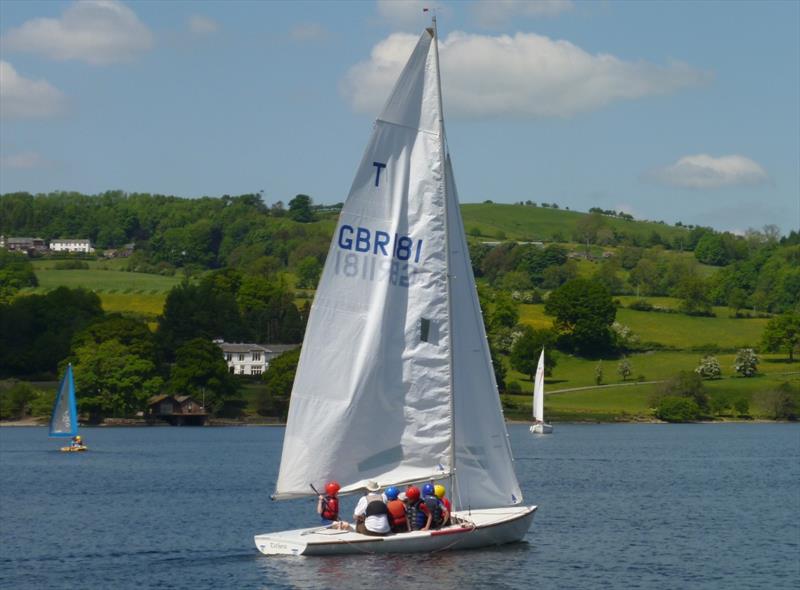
[255, 19, 536, 556]
[530, 350, 553, 435]
[50, 364, 87, 451]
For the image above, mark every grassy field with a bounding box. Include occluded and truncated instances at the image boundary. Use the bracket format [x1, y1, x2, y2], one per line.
[518, 302, 768, 350]
[460, 202, 689, 243]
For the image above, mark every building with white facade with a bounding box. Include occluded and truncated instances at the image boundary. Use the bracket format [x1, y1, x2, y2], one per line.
[215, 341, 298, 376]
[50, 239, 94, 254]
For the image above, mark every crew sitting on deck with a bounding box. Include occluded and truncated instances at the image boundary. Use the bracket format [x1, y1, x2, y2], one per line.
[420, 483, 448, 530]
[405, 485, 428, 531]
[384, 486, 408, 533]
[353, 480, 391, 536]
[317, 480, 348, 529]
[434, 484, 452, 526]
[70, 435, 83, 448]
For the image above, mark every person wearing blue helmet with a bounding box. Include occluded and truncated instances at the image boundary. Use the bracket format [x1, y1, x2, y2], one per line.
[384, 486, 408, 533]
[420, 482, 447, 530]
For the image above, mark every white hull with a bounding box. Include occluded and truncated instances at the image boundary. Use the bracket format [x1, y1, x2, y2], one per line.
[530, 423, 553, 435]
[255, 505, 536, 556]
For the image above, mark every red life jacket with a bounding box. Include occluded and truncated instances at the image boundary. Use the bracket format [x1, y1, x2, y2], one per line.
[386, 499, 407, 529]
[321, 495, 339, 520]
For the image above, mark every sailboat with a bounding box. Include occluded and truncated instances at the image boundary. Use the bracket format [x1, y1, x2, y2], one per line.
[529, 350, 553, 435]
[254, 19, 536, 556]
[49, 364, 86, 452]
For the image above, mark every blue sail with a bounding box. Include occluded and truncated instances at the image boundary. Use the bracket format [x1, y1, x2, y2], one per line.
[49, 364, 78, 437]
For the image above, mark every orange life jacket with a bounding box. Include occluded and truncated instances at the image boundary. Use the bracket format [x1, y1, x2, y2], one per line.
[386, 499, 407, 528]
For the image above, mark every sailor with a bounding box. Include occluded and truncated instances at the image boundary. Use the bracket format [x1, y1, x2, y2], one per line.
[384, 486, 408, 533]
[317, 481, 342, 526]
[353, 480, 391, 536]
[405, 485, 428, 531]
[420, 483, 447, 530]
[434, 484, 452, 526]
[71, 435, 83, 448]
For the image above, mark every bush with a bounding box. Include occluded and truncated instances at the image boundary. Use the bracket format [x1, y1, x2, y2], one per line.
[655, 396, 701, 422]
[695, 355, 722, 379]
[506, 381, 522, 394]
[655, 371, 709, 411]
[734, 348, 759, 377]
[628, 299, 654, 311]
[53, 260, 90, 270]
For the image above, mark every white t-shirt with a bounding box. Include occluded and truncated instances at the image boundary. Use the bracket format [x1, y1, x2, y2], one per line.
[353, 494, 391, 533]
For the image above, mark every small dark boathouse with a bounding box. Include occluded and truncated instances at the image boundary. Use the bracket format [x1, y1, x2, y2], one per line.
[146, 394, 208, 426]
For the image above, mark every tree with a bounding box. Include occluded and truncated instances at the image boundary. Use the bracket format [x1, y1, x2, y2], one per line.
[545, 279, 616, 355]
[655, 396, 701, 422]
[262, 348, 301, 418]
[509, 326, 557, 380]
[72, 339, 163, 420]
[617, 357, 632, 381]
[288, 194, 315, 223]
[761, 312, 800, 361]
[655, 371, 708, 412]
[595, 361, 603, 385]
[491, 293, 519, 330]
[759, 382, 798, 420]
[167, 338, 240, 416]
[674, 274, 713, 316]
[695, 355, 722, 379]
[296, 256, 322, 289]
[734, 348, 759, 377]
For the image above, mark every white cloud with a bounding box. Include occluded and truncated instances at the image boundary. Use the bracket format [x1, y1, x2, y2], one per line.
[647, 154, 769, 189]
[0, 61, 65, 119]
[0, 150, 46, 169]
[289, 23, 329, 42]
[341, 31, 707, 118]
[1, 0, 153, 65]
[471, 0, 574, 28]
[188, 15, 219, 35]
[376, 0, 438, 29]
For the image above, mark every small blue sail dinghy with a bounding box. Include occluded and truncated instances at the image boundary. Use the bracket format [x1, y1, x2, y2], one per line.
[50, 364, 87, 452]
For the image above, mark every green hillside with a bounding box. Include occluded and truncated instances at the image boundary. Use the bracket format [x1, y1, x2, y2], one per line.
[460, 202, 689, 243]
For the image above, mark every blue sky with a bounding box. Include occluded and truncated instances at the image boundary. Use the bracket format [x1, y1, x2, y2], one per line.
[1, 0, 798, 234]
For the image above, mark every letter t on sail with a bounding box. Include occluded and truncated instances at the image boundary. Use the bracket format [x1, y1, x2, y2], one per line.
[373, 162, 386, 186]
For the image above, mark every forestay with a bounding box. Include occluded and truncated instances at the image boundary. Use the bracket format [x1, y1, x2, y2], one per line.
[274, 29, 452, 499]
[49, 364, 77, 437]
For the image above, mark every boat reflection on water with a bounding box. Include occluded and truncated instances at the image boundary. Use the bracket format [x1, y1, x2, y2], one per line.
[255, 541, 532, 589]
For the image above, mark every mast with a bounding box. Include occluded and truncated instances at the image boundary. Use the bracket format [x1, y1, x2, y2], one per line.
[431, 15, 457, 501]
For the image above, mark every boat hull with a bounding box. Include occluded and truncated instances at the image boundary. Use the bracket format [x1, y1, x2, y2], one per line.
[60, 446, 88, 452]
[530, 423, 553, 435]
[254, 505, 536, 556]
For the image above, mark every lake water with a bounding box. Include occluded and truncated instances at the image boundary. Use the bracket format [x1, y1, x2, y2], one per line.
[1, 424, 798, 589]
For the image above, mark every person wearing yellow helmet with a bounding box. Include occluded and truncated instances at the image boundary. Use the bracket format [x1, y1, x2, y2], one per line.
[71, 435, 84, 448]
[434, 484, 452, 526]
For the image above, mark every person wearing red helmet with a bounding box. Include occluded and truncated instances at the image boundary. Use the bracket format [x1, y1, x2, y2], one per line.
[317, 481, 343, 528]
[405, 485, 430, 531]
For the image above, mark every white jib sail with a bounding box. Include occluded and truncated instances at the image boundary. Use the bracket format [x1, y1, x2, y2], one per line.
[533, 350, 545, 423]
[274, 29, 452, 499]
[446, 155, 523, 509]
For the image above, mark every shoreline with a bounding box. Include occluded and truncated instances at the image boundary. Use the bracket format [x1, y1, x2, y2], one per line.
[2, 418, 790, 427]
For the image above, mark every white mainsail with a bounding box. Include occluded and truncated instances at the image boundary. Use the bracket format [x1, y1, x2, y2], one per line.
[274, 29, 452, 499]
[273, 26, 522, 509]
[533, 350, 545, 423]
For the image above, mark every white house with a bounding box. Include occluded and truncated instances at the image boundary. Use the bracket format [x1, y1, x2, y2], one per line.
[50, 239, 94, 254]
[215, 341, 298, 375]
